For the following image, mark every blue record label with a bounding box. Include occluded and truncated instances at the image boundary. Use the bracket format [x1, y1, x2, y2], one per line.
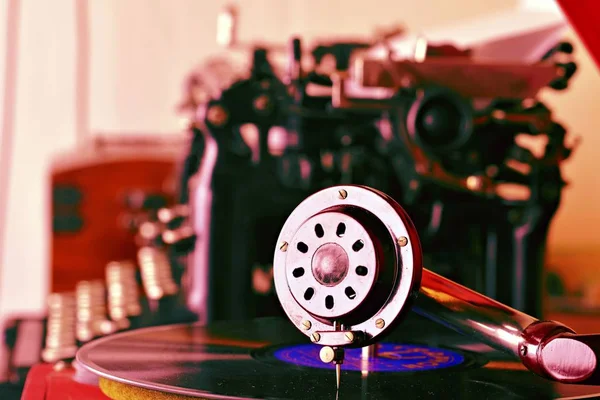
[273, 343, 465, 372]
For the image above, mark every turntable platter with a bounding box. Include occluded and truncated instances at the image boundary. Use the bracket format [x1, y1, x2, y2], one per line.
[76, 314, 600, 399]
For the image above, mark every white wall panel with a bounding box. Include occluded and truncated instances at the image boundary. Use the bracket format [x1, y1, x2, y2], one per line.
[0, 0, 8, 142]
[0, 0, 77, 315]
[87, 0, 292, 134]
[0, 0, 11, 316]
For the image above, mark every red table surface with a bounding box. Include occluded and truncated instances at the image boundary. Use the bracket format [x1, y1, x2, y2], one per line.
[21, 363, 108, 400]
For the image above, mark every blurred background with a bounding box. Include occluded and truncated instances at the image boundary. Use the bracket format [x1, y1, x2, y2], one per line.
[0, 0, 598, 332]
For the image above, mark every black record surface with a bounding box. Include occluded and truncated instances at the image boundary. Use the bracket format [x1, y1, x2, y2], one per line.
[77, 314, 600, 399]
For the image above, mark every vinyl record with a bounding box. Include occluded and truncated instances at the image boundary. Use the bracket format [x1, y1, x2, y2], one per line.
[76, 314, 600, 400]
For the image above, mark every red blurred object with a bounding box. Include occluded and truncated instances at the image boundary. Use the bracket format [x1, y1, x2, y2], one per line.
[50, 136, 184, 293]
[21, 364, 107, 399]
[556, 0, 600, 69]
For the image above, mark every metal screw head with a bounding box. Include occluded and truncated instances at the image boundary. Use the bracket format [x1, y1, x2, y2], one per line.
[311, 332, 321, 343]
[301, 320, 312, 330]
[206, 104, 228, 127]
[375, 318, 385, 329]
[345, 332, 354, 342]
[279, 241, 288, 252]
[319, 346, 335, 363]
[397, 236, 408, 247]
[338, 189, 348, 199]
[520, 345, 528, 357]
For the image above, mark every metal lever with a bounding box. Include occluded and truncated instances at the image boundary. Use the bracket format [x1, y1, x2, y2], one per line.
[521, 323, 600, 384]
[416, 269, 600, 385]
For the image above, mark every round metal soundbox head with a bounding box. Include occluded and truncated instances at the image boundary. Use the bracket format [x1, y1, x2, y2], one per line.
[273, 185, 422, 346]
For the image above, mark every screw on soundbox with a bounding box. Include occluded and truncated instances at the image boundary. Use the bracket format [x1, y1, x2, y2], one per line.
[398, 236, 408, 247]
[311, 332, 321, 343]
[338, 189, 348, 199]
[375, 318, 385, 329]
[279, 241, 289, 252]
[301, 320, 312, 330]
